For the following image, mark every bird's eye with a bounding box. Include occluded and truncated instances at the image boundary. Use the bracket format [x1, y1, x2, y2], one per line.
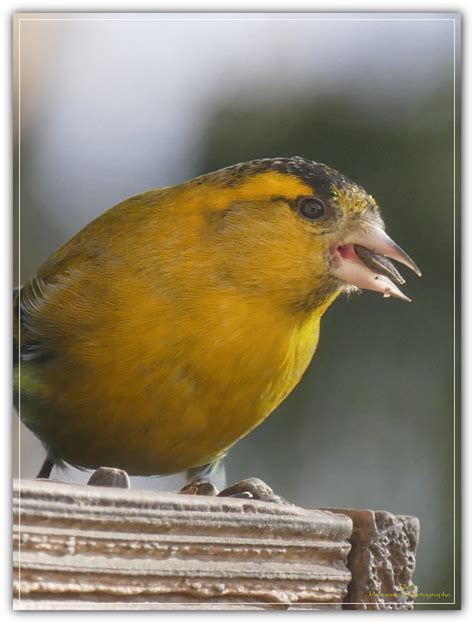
[296, 196, 326, 221]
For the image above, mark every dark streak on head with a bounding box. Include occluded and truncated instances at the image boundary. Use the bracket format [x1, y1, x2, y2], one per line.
[195, 157, 359, 203]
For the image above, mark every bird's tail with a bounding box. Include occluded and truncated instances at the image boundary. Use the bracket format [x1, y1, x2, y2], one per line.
[13, 286, 24, 412]
[13, 286, 22, 367]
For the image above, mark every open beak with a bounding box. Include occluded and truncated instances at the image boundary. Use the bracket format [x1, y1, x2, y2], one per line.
[329, 226, 421, 302]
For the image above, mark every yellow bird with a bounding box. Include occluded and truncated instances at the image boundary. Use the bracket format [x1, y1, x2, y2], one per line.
[14, 157, 420, 499]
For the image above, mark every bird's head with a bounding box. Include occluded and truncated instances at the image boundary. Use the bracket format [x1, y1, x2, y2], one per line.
[180, 157, 420, 314]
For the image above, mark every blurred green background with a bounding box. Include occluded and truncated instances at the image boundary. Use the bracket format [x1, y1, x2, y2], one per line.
[13, 13, 460, 608]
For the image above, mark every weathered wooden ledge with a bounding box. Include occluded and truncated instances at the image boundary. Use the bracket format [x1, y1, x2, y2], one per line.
[13, 479, 419, 610]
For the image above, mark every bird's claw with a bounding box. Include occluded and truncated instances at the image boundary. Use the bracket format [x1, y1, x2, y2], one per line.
[87, 466, 131, 488]
[180, 476, 291, 504]
[179, 480, 219, 496]
[218, 478, 291, 504]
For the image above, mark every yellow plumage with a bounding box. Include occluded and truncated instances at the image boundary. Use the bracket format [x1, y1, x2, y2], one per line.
[14, 158, 418, 478]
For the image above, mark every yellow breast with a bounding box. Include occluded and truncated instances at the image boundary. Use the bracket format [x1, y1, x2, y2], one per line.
[21, 277, 322, 474]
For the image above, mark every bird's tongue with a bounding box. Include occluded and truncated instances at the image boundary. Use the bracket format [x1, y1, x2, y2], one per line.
[354, 244, 405, 286]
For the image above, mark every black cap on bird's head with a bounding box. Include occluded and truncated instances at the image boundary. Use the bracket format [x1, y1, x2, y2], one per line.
[203, 156, 353, 198]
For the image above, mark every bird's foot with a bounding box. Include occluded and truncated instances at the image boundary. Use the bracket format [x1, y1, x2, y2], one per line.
[179, 480, 219, 496]
[218, 478, 290, 504]
[180, 476, 290, 504]
[87, 466, 131, 488]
